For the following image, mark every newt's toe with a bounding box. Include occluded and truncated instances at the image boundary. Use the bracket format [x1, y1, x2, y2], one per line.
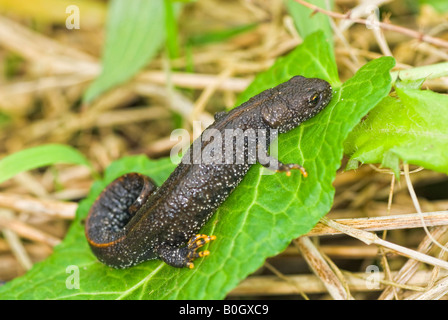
[158, 234, 216, 269]
[277, 164, 307, 178]
[185, 234, 216, 266]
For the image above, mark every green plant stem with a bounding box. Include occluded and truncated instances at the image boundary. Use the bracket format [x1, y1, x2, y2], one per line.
[391, 62, 448, 83]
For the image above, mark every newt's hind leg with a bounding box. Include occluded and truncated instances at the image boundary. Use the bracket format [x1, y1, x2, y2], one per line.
[157, 234, 216, 268]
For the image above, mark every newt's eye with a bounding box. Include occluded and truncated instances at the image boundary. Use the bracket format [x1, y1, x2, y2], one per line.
[308, 92, 321, 108]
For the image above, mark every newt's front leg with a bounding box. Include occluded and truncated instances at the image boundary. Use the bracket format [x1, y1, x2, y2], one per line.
[257, 144, 308, 177]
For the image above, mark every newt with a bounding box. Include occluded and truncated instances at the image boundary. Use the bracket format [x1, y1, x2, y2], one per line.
[85, 75, 332, 269]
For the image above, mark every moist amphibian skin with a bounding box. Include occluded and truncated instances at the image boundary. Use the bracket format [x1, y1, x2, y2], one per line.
[85, 76, 333, 269]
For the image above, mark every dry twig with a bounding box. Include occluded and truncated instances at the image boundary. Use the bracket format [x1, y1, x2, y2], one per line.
[294, 0, 448, 48]
[320, 217, 448, 271]
[295, 237, 354, 299]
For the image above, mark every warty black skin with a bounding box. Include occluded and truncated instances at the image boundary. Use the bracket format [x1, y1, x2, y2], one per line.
[85, 76, 333, 269]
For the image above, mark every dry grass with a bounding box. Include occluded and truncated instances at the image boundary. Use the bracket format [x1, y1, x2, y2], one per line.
[0, 0, 448, 299]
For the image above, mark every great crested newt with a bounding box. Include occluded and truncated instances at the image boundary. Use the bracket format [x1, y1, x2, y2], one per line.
[85, 76, 333, 269]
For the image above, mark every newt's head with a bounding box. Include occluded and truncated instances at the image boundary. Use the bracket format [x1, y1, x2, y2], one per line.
[261, 76, 332, 133]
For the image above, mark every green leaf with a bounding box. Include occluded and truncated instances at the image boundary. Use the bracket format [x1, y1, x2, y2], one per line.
[0, 144, 91, 184]
[187, 23, 258, 46]
[394, 77, 425, 90]
[286, 0, 333, 45]
[345, 87, 448, 177]
[0, 32, 395, 300]
[164, 0, 181, 59]
[83, 0, 165, 103]
[419, 0, 448, 12]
